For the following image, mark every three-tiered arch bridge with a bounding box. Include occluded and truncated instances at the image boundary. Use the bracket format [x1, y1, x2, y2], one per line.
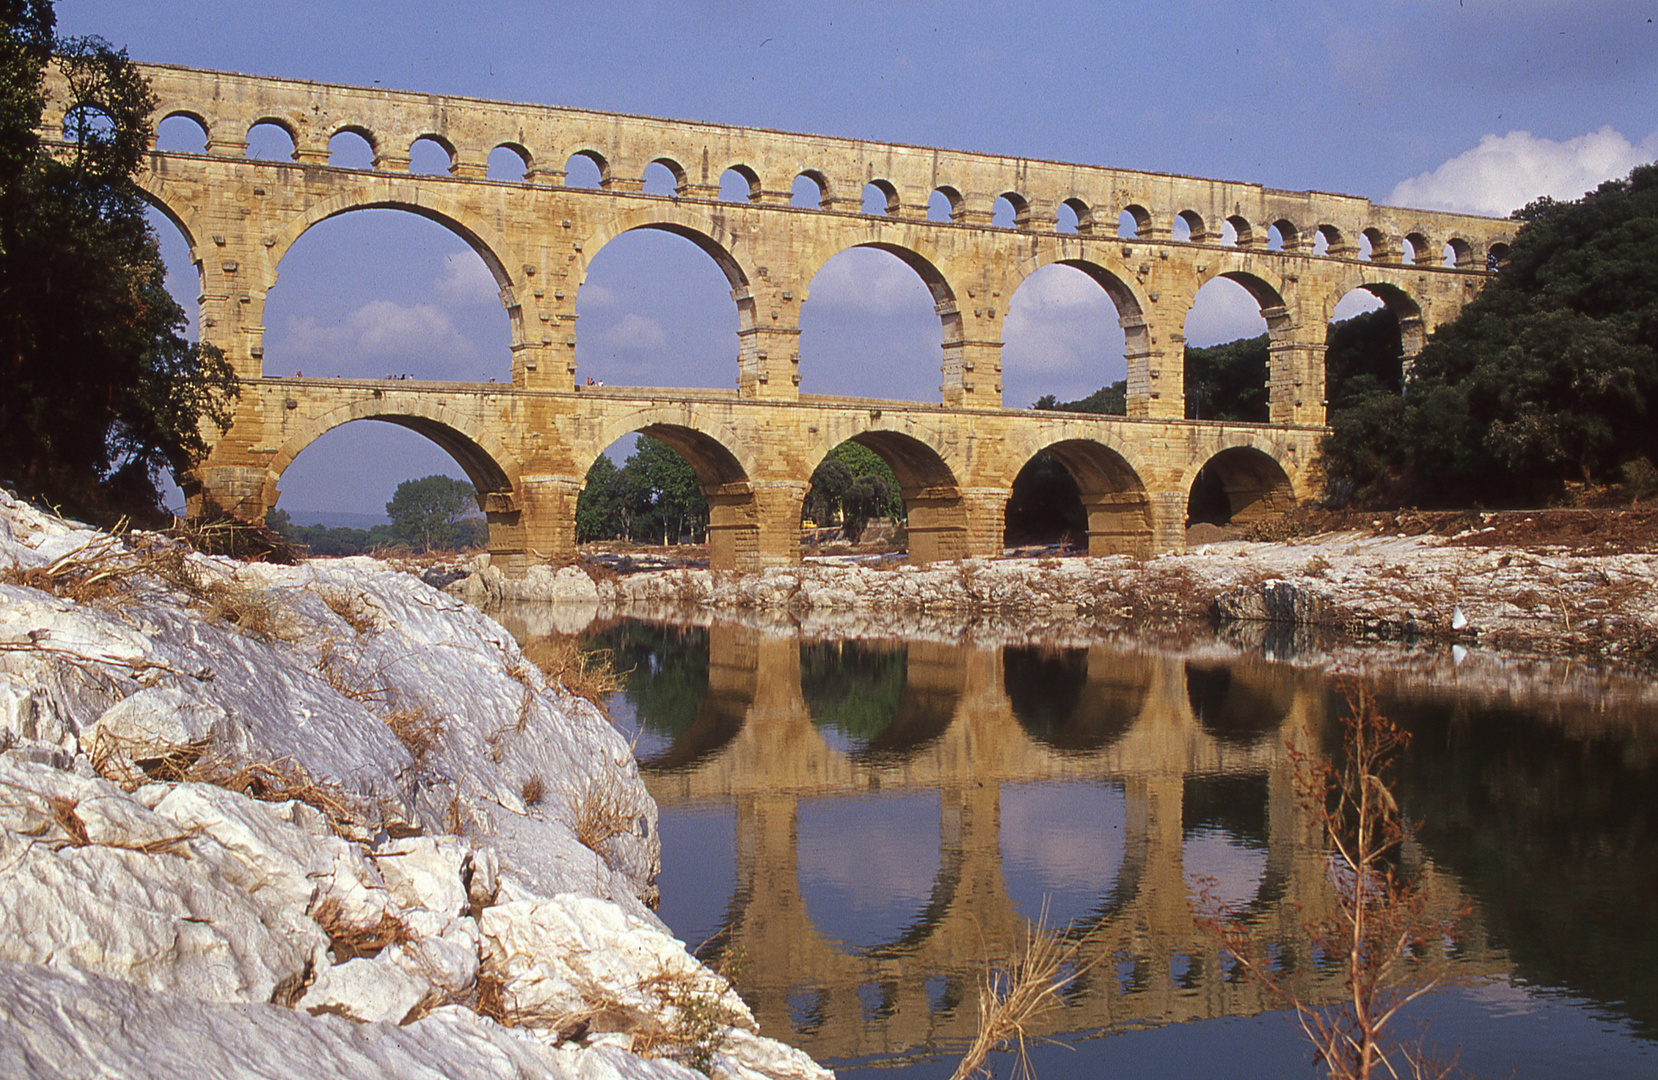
[42, 64, 1515, 571]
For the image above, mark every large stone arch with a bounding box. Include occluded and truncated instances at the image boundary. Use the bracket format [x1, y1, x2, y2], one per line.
[1004, 253, 1152, 412]
[580, 407, 766, 571]
[1323, 276, 1429, 382]
[1003, 434, 1153, 557]
[800, 419, 970, 564]
[263, 397, 523, 558]
[255, 184, 525, 381]
[796, 235, 964, 404]
[1183, 440, 1299, 529]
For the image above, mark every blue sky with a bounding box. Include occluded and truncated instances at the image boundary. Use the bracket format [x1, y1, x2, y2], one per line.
[55, 1, 1658, 519]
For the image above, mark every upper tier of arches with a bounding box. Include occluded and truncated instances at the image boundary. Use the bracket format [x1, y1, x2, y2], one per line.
[108, 63, 1513, 271]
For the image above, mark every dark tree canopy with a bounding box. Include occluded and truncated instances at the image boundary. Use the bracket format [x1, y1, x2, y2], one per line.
[1185, 335, 1269, 422]
[1324, 163, 1658, 507]
[1033, 380, 1127, 415]
[0, 2, 238, 522]
[799, 441, 902, 540]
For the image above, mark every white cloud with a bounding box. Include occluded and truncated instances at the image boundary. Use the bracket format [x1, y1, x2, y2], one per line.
[277, 299, 483, 378]
[597, 312, 668, 351]
[1389, 126, 1658, 216]
[804, 247, 933, 315]
[1183, 279, 1267, 348]
[435, 253, 501, 307]
[576, 282, 617, 310]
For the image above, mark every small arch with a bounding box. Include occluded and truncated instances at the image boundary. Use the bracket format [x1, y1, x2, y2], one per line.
[487, 143, 531, 182]
[245, 118, 296, 162]
[1059, 197, 1093, 234]
[862, 180, 897, 216]
[644, 157, 684, 196]
[1403, 232, 1430, 266]
[718, 165, 759, 202]
[1174, 210, 1206, 243]
[1224, 215, 1253, 246]
[1314, 224, 1343, 256]
[564, 150, 607, 188]
[1186, 446, 1295, 528]
[1119, 205, 1151, 239]
[1444, 237, 1474, 268]
[791, 171, 828, 209]
[328, 126, 376, 169]
[992, 192, 1029, 229]
[1487, 242, 1511, 271]
[154, 111, 208, 153]
[409, 134, 455, 176]
[927, 186, 962, 222]
[1269, 219, 1299, 251]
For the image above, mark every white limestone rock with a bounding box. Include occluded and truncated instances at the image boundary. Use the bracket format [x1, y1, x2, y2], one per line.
[297, 952, 430, 1024]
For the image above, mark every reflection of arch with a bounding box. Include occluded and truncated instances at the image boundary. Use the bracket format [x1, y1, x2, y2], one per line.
[1184, 664, 1291, 747]
[1186, 446, 1295, 527]
[265, 406, 519, 520]
[1002, 646, 1146, 752]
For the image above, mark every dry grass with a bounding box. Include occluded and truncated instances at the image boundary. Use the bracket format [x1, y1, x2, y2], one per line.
[310, 895, 415, 962]
[523, 637, 628, 706]
[951, 913, 1094, 1080]
[1, 532, 297, 640]
[521, 775, 547, 807]
[90, 739, 368, 836]
[632, 964, 746, 1073]
[384, 707, 445, 765]
[566, 770, 644, 860]
[314, 585, 379, 634]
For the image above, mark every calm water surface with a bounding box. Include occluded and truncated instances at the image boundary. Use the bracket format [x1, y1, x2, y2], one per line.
[500, 607, 1658, 1079]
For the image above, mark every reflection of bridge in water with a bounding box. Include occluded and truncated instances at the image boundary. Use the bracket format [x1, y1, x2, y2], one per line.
[624, 624, 1505, 1063]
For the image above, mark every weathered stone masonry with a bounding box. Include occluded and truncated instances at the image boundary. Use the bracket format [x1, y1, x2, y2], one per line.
[41, 63, 1515, 572]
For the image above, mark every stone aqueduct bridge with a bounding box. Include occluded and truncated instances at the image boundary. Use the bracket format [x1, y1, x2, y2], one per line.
[43, 65, 1514, 570]
[604, 626, 1504, 1062]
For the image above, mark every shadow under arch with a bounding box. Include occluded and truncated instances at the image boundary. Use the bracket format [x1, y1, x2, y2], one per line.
[1187, 445, 1295, 528]
[800, 640, 963, 762]
[1001, 645, 1149, 752]
[1337, 279, 1427, 375]
[1015, 439, 1152, 557]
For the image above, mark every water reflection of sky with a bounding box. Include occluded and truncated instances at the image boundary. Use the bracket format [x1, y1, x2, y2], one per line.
[654, 805, 735, 954]
[597, 690, 673, 759]
[998, 781, 1126, 926]
[1182, 829, 1268, 913]
[797, 792, 941, 951]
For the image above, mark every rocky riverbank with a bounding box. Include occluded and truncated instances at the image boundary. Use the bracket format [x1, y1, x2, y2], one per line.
[451, 521, 1658, 667]
[0, 492, 828, 1080]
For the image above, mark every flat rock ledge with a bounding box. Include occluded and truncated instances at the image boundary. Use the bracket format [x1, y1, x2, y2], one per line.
[452, 530, 1658, 664]
[0, 491, 829, 1080]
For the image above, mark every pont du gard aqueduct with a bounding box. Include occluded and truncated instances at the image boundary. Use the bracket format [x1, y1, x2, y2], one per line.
[43, 64, 1516, 572]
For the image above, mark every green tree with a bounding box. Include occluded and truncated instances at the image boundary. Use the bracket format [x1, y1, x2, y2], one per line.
[1033, 380, 1127, 415]
[1324, 163, 1658, 506]
[802, 456, 852, 526]
[386, 474, 477, 552]
[575, 454, 625, 541]
[827, 442, 902, 519]
[627, 435, 707, 544]
[1185, 335, 1270, 421]
[0, 3, 238, 521]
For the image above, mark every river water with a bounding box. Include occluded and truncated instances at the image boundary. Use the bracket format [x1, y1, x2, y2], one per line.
[495, 605, 1658, 1079]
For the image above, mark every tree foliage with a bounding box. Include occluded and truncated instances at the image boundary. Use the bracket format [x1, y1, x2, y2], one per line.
[385, 474, 479, 552]
[574, 435, 710, 545]
[1185, 335, 1270, 422]
[0, 2, 238, 521]
[1324, 163, 1658, 507]
[1033, 380, 1127, 415]
[799, 441, 902, 539]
